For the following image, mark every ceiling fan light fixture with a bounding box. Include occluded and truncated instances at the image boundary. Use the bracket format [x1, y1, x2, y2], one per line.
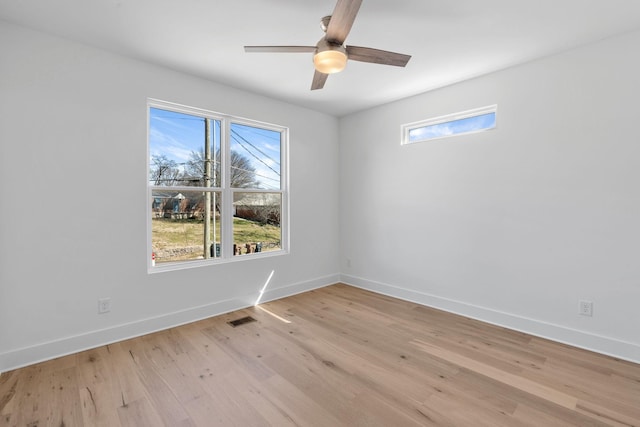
[244, 0, 410, 90]
[313, 40, 347, 74]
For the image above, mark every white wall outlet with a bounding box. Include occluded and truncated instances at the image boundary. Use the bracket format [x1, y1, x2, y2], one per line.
[579, 300, 593, 317]
[98, 297, 111, 314]
[346, 258, 352, 268]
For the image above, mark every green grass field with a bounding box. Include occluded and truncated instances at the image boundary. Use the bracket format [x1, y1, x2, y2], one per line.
[152, 217, 280, 262]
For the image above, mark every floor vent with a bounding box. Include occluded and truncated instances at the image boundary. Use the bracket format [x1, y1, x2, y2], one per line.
[227, 316, 257, 327]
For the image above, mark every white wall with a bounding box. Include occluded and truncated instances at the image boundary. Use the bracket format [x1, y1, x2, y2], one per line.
[2, 20, 639, 373]
[0, 21, 340, 372]
[340, 30, 640, 363]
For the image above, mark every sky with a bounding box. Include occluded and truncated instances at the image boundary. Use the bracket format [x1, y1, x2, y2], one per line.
[408, 111, 496, 143]
[149, 107, 282, 190]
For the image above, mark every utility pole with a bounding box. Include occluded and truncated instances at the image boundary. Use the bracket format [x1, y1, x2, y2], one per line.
[204, 119, 211, 258]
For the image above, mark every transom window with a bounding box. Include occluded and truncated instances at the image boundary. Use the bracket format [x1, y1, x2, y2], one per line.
[401, 105, 497, 145]
[147, 100, 288, 271]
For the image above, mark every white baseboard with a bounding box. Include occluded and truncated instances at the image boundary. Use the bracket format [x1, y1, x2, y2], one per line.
[0, 274, 339, 373]
[341, 274, 640, 365]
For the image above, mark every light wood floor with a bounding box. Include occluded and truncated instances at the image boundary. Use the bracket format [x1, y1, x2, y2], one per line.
[1, 284, 639, 426]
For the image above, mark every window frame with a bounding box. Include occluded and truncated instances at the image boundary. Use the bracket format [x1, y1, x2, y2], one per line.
[401, 104, 497, 145]
[147, 99, 289, 273]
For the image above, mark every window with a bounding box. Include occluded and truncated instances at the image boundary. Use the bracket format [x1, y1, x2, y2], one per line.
[147, 100, 288, 271]
[401, 105, 497, 145]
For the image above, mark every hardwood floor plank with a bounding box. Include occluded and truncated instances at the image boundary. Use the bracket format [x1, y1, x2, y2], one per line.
[104, 342, 149, 410]
[123, 339, 196, 426]
[512, 403, 599, 427]
[38, 366, 84, 427]
[575, 400, 640, 427]
[76, 346, 123, 427]
[412, 338, 579, 409]
[1, 283, 639, 426]
[117, 397, 167, 427]
[0, 371, 18, 422]
[346, 390, 428, 427]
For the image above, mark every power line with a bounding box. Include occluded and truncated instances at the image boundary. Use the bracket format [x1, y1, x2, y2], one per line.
[231, 129, 280, 166]
[231, 128, 280, 165]
[230, 133, 280, 177]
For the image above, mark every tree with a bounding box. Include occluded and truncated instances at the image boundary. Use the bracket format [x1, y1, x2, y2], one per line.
[183, 151, 206, 186]
[238, 193, 281, 225]
[150, 155, 180, 186]
[184, 149, 257, 188]
[228, 150, 257, 188]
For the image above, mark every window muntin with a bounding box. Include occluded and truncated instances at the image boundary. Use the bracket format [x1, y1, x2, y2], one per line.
[148, 100, 287, 271]
[401, 105, 497, 145]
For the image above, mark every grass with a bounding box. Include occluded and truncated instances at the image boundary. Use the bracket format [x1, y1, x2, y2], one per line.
[152, 217, 280, 262]
[232, 217, 280, 243]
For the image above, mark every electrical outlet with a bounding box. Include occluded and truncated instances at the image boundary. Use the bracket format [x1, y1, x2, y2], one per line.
[98, 297, 111, 314]
[346, 258, 352, 268]
[579, 300, 593, 317]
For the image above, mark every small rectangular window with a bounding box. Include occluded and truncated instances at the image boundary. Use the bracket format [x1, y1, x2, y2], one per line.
[401, 105, 497, 145]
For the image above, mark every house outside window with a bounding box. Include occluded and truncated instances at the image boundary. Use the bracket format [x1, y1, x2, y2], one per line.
[147, 99, 288, 271]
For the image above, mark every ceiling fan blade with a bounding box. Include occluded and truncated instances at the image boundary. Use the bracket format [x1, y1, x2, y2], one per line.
[244, 46, 316, 53]
[311, 70, 328, 90]
[326, 0, 363, 44]
[346, 45, 411, 67]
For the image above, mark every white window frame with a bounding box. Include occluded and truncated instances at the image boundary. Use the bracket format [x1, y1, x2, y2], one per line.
[147, 99, 289, 273]
[401, 104, 497, 145]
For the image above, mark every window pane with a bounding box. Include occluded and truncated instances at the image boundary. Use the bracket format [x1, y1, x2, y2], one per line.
[233, 192, 281, 256]
[151, 190, 222, 263]
[149, 108, 222, 187]
[230, 123, 281, 190]
[408, 112, 496, 143]
[402, 105, 497, 145]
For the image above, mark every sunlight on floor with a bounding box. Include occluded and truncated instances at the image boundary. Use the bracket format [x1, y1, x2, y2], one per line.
[255, 305, 292, 324]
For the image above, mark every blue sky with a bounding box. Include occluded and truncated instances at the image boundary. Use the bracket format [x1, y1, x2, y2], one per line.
[149, 107, 281, 189]
[230, 123, 281, 190]
[408, 112, 496, 143]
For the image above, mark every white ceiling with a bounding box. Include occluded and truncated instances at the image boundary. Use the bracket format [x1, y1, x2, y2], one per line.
[2, 0, 640, 116]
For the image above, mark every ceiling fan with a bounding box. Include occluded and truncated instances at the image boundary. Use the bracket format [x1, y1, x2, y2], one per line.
[244, 0, 411, 90]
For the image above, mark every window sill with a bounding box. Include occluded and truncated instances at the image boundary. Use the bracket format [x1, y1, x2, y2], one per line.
[147, 249, 289, 274]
